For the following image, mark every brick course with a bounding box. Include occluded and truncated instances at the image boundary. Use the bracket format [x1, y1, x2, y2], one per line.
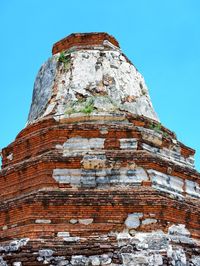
[0, 33, 199, 265]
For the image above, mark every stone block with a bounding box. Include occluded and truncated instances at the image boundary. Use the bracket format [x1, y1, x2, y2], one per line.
[69, 219, 78, 224]
[35, 219, 51, 224]
[81, 171, 96, 187]
[63, 237, 80, 242]
[185, 180, 200, 198]
[71, 255, 87, 266]
[39, 249, 54, 258]
[119, 167, 148, 184]
[122, 253, 148, 265]
[119, 138, 137, 149]
[100, 255, 112, 265]
[142, 218, 157, 225]
[63, 137, 105, 156]
[81, 154, 106, 169]
[78, 218, 93, 225]
[53, 169, 81, 185]
[125, 213, 143, 229]
[142, 143, 159, 153]
[141, 128, 162, 146]
[90, 256, 101, 266]
[168, 224, 190, 237]
[147, 169, 184, 195]
[57, 232, 70, 238]
[117, 232, 132, 247]
[13, 263, 22, 266]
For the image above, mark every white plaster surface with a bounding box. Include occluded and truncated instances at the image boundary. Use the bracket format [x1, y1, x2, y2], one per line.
[28, 48, 159, 123]
[63, 137, 105, 156]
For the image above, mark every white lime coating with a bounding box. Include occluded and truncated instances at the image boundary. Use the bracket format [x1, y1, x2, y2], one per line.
[28, 46, 159, 123]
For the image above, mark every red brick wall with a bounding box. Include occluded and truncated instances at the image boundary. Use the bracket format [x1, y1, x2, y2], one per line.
[52, 32, 120, 55]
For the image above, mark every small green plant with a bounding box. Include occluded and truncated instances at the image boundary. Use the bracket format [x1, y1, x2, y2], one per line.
[150, 122, 162, 133]
[80, 97, 94, 114]
[81, 105, 94, 114]
[65, 97, 95, 115]
[58, 51, 70, 70]
[150, 122, 169, 138]
[162, 131, 169, 138]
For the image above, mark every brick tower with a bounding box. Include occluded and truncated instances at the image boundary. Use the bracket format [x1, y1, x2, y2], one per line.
[0, 33, 199, 266]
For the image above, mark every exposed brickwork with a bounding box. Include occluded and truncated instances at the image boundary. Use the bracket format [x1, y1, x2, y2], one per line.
[52, 32, 120, 55]
[0, 189, 199, 240]
[0, 115, 199, 241]
[0, 33, 200, 265]
[1, 116, 195, 169]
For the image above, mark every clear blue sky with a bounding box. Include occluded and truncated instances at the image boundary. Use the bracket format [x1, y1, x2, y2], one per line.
[1, 0, 200, 170]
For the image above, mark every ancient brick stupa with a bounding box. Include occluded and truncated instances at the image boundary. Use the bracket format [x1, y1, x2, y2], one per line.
[0, 33, 200, 266]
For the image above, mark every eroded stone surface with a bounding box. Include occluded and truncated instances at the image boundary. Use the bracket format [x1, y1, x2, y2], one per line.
[28, 57, 57, 122]
[119, 138, 137, 149]
[52, 164, 200, 200]
[0, 225, 199, 265]
[53, 167, 149, 187]
[147, 169, 184, 197]
[0, 238, 29, 253]
[185, 179, 200, 198]
[1, 33, 200, 266]
[27, 46, 159, 124]
[142, 141, 195, 169]
[63, 137, 105, 156]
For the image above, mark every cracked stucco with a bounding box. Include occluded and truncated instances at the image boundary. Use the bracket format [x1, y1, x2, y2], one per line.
[28, 47, 159, 124]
